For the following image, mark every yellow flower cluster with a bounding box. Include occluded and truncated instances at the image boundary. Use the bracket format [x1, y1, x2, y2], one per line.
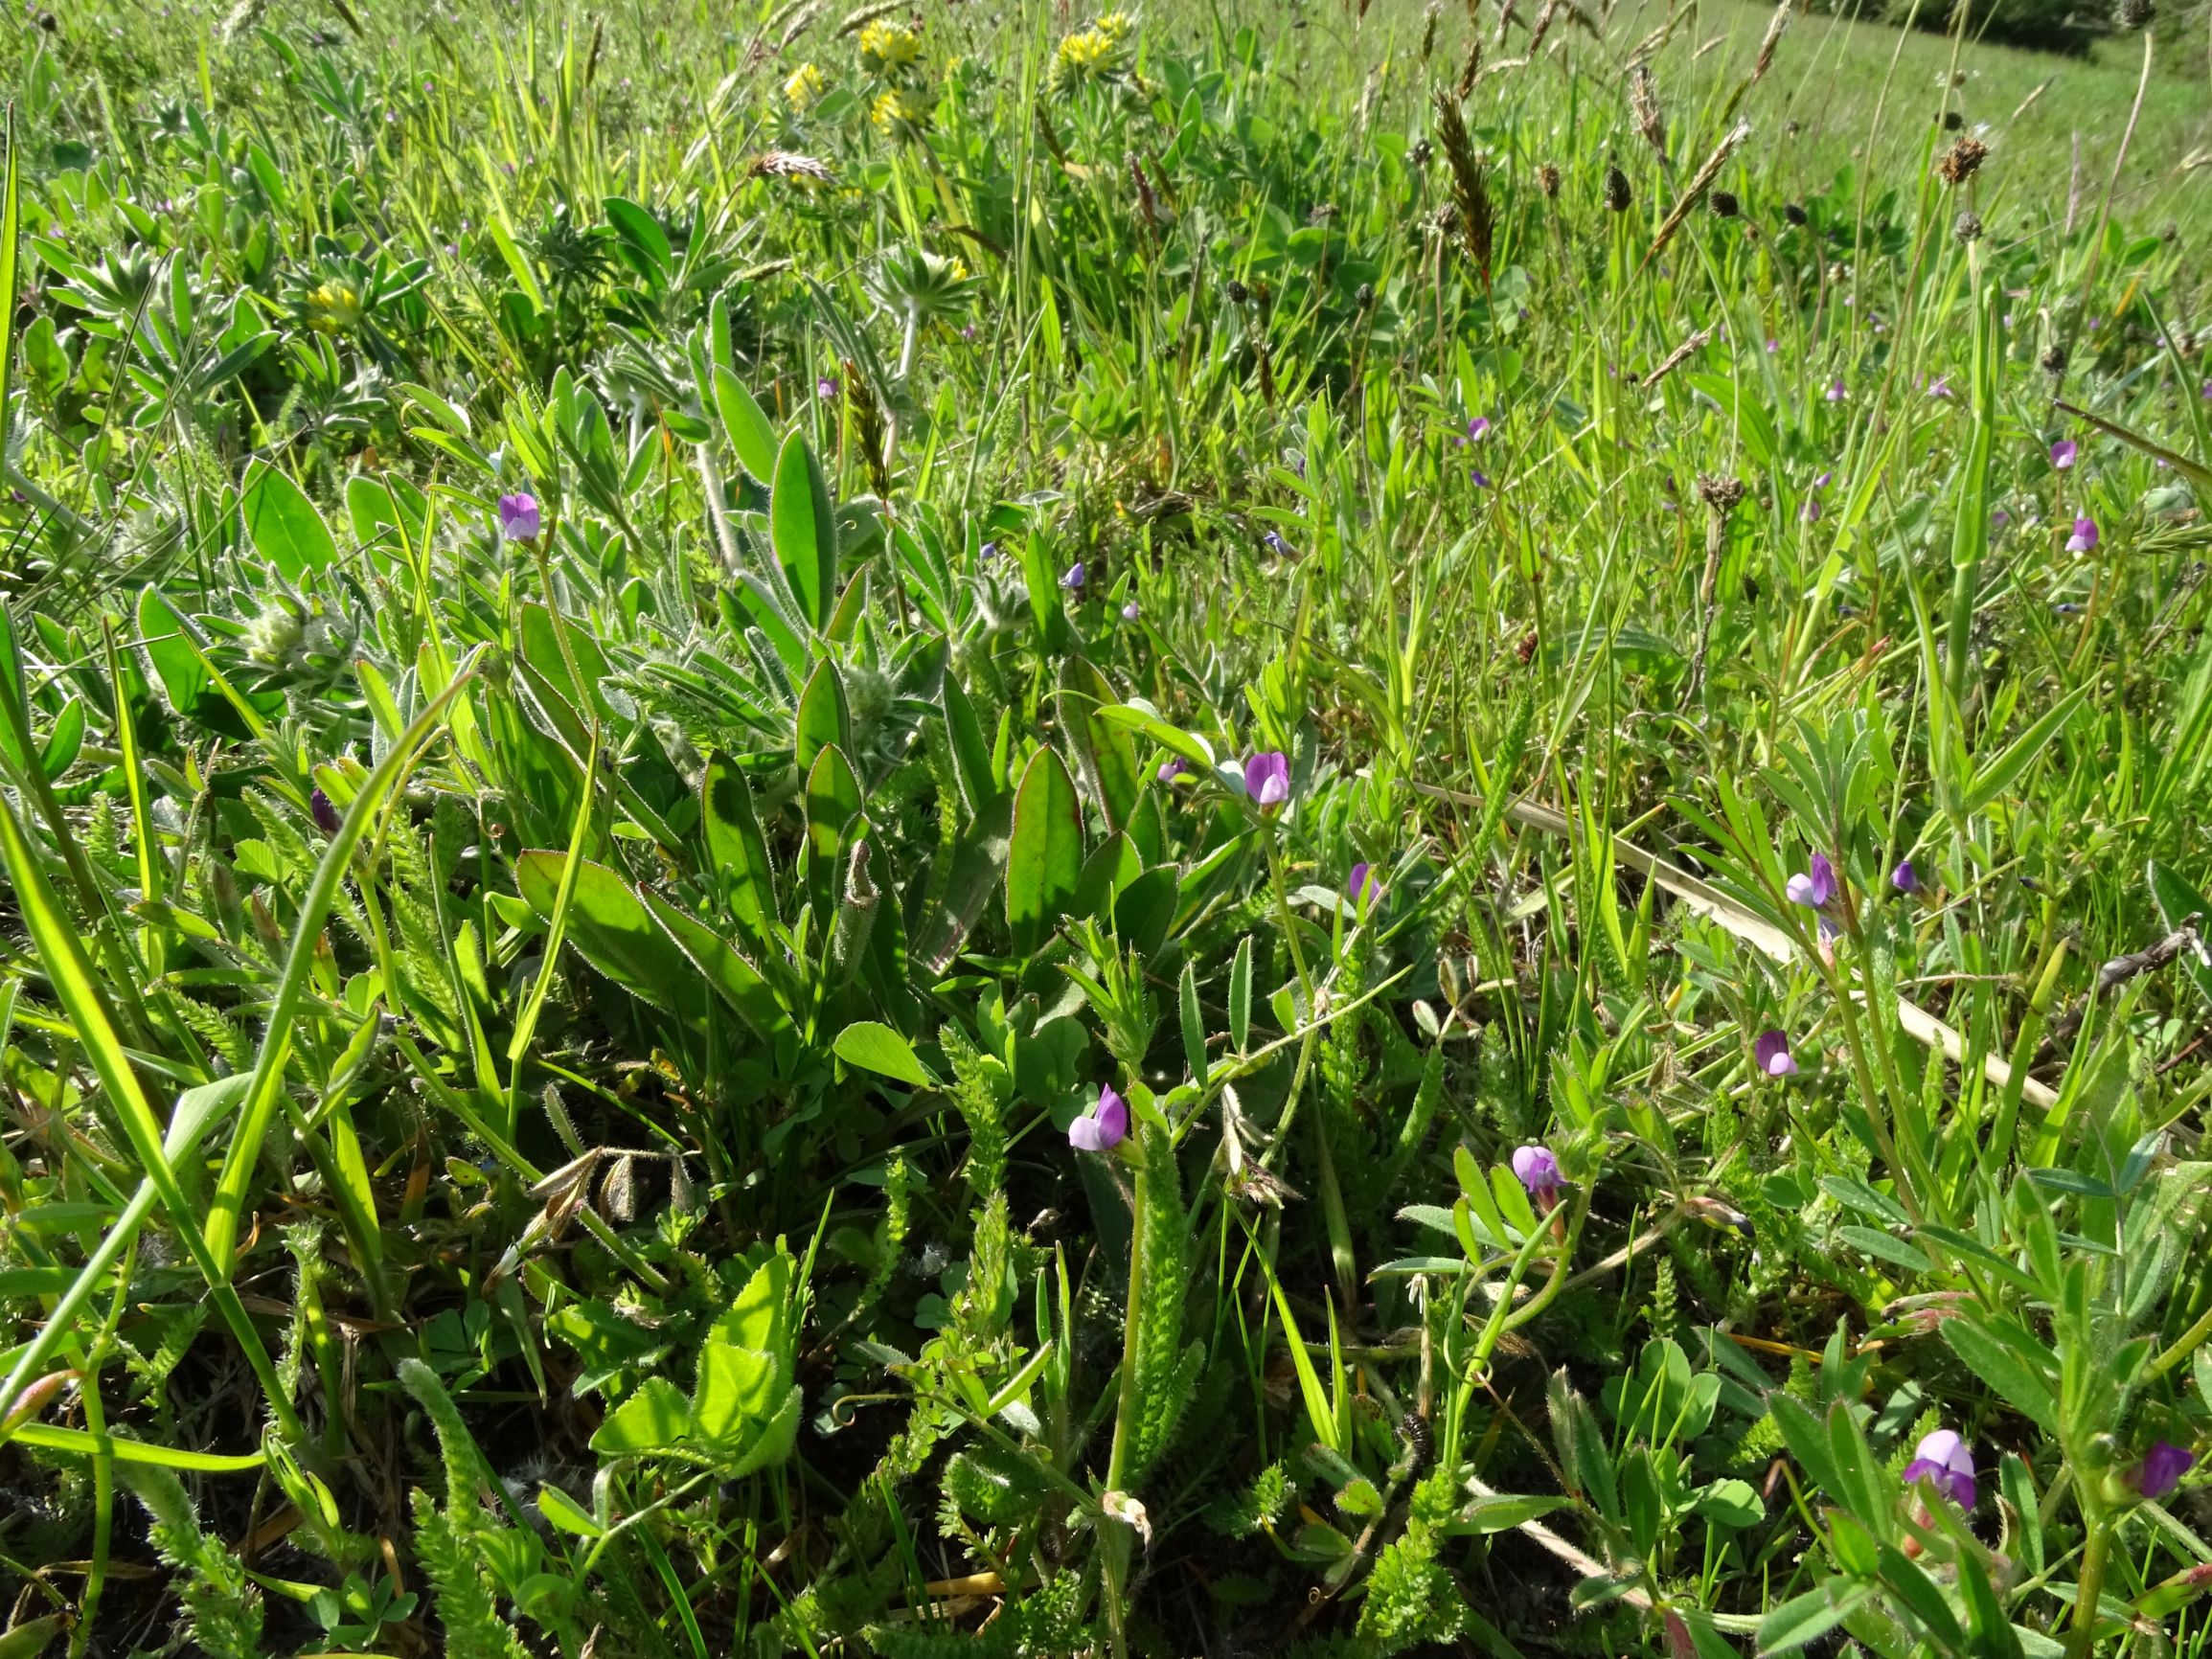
[857, 19, 923, 80]
[871, 86, 934, 139]
[1054, 12, 1132, 87]
[305, 281, 362, 333]
[784, 61, 825, 112]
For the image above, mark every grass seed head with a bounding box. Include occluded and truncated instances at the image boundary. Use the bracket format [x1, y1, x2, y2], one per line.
[2117, 0, 2154, 26]
[1538, 161, 1562, 198]
[1697, 474, 1746, 514]
[1937, 135, 1988, 185]
[1604, 162, 1632, 212]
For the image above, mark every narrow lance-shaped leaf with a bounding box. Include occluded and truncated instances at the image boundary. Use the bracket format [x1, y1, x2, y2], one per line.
[770, 431, 838, 632]
[1006, 746, 1084, 955]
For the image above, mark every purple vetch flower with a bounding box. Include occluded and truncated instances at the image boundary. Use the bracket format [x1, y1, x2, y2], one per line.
[1800, 470, 1833, 524]
[1927, 375, 1953, 399]
[1068, 1083, 1129, 1152]
[1512, 1145, 1563, 1209]
[1243, 751, 1290, 811]
[816, 374, 841, 400]
[1121, 599, 1140, 622]
[2049, 439, 2077, 470]
[1754, 1030, 1798, 1077]
[497, 491, 541, 541]
[1892, 859, 1918, 894]
[1348, 861, 1380, 905]
[2139, 1441, 2197, 1503]
[1263, 529, 1290, 557]
[1825, 378, 1847, 402]
[309, 787, 342, 835]
[1158, 757, 1187, 783]
[1903, 1429, 1977, 1511]
[1785, 852, 1837, 910]
[1465, 416, 1492, 443]
[978, 540, 1000, 561]
[1060, 561, 1086, 590]
[1470, 469, 1492, 489]
[2065, 516, 2098, 554]
[2201, 380, 2212, 401]
[1765, 336, 1780, 353]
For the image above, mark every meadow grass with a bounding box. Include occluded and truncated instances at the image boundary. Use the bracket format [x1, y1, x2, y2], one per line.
[1, 0, 2211, 1654]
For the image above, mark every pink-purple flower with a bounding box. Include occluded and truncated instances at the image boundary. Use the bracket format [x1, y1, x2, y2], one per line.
[1825, 378, 1847, 402]
[2139, 1441, 2196, 1503]
[2065, 516, 2098, 553]
[1754, 1030, 1797, 1077]
[1068, 1083, 1129, 1152]
[1157, 757, 1186, 784]
[2049, 439, 2077, 470]
[817, 375, 840, 401]
[309, 787, 342, 836]
[1060, 561, 1086, 589]
[1349, 862, 1380, 906]
[1785, 852, 1837, 910]
[1903, 1429, 1977, 1510]
[1121, 599, 1140, 623]
[1244, 751, 1290, 811]
[1512, 1145, 1562, 1208]
[497, 492, 541, 541]
[1892, 859, 1918, 894]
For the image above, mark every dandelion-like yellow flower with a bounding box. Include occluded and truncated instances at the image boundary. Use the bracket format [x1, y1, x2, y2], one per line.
[858, 20, 922, 79]
[785, 61, 825, 111]
[871, 86, 933, 139]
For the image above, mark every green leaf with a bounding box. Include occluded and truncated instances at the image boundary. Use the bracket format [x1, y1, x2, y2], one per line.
[2147, 860, 2212, 1010]
[1450, 1490, 1570, 1534]
[803, 743, 863, 880]
[589, 1376, 691, 1454]
[712, 363, 778, 485]
[1006, 746, 1084, 955]
[8, 1421, 264, 1471]
[1059, 656, 1141, 832]
[769, 431, 837, 632]
[1838, 1226, 1930, 1274]
[1757, 1583, 1872, 1655]
[1942, 1315, 2060, 1433]
[239, 458, 337, 580]
[943, 670, 997, 811]
[516, 853, 708, 1035]
[637, 889, 795, 1044]
[536, 1484, 603, 1537]
[702, 750, 779, 949]
[1963, 685, 2089, 817]
[834, 1020, 937, 1088]
[794, 657, 850, 771]
[1694, 1477, 1764, 1528]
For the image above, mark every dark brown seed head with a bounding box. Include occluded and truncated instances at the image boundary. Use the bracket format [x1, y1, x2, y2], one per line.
[1936, 135, 1988, 186]
[1953, 209, 1983, 242]
[1411, 138, 1434, 168]
[37, 9, 57, 25]
[1782, 200, 1808, 226]
[2041, 343, 2067, 375]
[1696, 474, 1746, 514]
[1225, 278, 1250, 306]
[1537, 162, 1562, 199]
[1604, 163, 1632, 213]
[2117, 0, 2153, 27]
[1710, 189, 1740, 218]
[1941, 110, 1964, 131]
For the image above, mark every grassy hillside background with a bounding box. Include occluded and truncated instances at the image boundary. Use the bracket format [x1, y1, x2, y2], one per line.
[1, 0, 2211, 1654]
